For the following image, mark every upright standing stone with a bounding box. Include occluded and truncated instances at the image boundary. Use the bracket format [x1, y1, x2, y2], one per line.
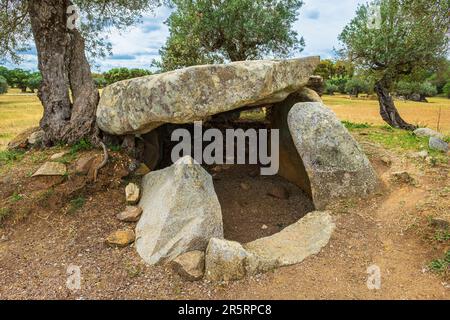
[287, 102, 378, 209]
[136, 156, 223, 265]
[270, 88, 322, 197]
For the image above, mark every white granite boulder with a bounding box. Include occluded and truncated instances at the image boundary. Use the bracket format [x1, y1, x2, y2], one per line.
[136, 156, 223, 265]
[287, 102, 378, 209]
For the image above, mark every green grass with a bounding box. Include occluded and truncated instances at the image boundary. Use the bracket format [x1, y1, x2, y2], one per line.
[323, 94, 450, 136]
[54, 152, 77, 165]
[434, 230, 450, 242]
[70, 139, 93, 154]
[0, 149, 25, 166]
[38, 188, 54, 200]
[429, 250, 450, 274]
[108, 144, 122, 152]
[9, 192, 23, 203]
[343, 121, 449, 163]
[52, 139, 94, 165]
[67, 196, 86, 215]
[0, 89, 43, 150]
[0, 207, 12, 224]
[342, 120, 371, 129]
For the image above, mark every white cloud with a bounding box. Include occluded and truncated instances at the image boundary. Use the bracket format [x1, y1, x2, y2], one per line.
[4, 1, 367, 71]
[296, 0, 367, 59]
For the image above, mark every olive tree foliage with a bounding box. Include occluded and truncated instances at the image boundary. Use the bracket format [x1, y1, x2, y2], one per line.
[155, 0, 305, 72]
[1, 0, 162, 63]
[339, 0, 449, 130]
[0, 0, 162, 145]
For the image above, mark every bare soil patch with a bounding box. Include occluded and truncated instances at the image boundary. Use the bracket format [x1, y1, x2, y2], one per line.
[0, 132, 449, 299]
[210, 164, 314, 243]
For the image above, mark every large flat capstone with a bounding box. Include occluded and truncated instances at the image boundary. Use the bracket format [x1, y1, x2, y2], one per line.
[96, 57, 320, 135]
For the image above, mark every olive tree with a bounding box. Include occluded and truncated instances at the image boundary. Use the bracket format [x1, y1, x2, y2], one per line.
[155, 0, 305, 72]
[0, 0, 161, 145]
[339, 0, 449, 130]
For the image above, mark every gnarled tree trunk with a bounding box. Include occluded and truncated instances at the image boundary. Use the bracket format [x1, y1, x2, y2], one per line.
[28, 0, 99, 145]
[375, 79, 416, 131]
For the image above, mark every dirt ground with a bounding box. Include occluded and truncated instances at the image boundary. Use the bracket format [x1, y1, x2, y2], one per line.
[0, 133, 449, 300]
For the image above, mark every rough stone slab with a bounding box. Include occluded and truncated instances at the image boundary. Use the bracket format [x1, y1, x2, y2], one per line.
[125, 183, 140, 204]
[414, 128, 444, 139]
[287, 102, 378, 209]
[105, 229, 135, 248]
[429, 137, 449, 152]
[117, 206, 143, 222]
[269, 89, 322, 198]
[97, 57, 320, 135]
[204, 238, 249, 282]
[50, 151, 68, 160]
[136, 156, 223, 265]
[171, 250, 205, 281]
[244, 211, 335, 266]
[32, 162, 67, 177]
[7, 127, 41, 150]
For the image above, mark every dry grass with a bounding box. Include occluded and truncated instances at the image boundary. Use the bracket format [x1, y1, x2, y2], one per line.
[324, 95, 450, 135]
[1, 90, 449, 150]
[0, 88, 42, 150]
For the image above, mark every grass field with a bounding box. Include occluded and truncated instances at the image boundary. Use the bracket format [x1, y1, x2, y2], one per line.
[0, 88, 449, 150]
[323, 95, 450, 135]
[0, 89, 43, 149]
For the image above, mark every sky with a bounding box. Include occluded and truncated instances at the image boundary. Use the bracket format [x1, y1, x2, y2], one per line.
[6, 0, 367, 72]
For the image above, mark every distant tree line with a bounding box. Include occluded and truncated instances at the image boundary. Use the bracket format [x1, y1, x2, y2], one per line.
[315, 58, 450, 101]
[0, 66, 153, 94]
[0, 66, 42, 93]
[93, 68, 152, 88]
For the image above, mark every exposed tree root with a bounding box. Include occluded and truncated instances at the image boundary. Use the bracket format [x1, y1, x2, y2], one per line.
[93, 141, 109, 182]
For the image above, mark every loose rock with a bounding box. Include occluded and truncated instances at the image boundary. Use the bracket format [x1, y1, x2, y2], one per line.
[105, 229, 135, 247]
[240, 182, 250, 191]
[125, 183, 140, 204]
[75, 155, 97, 175]
[50, 151, 68, 160]
[32, 162, 67, 177]
[414, 128, 444, 139]
[411, 150, 429, 159]
[391, 171, 415, 184]
[28, 130, 45, 145]
[429, 137, 449, 153]
[205, 238, 249, 282]
[171, 251, 205, 281]
[116, 206, 143, 222]
[245, 211, 335, 266]
[7, 127, 40, 150]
